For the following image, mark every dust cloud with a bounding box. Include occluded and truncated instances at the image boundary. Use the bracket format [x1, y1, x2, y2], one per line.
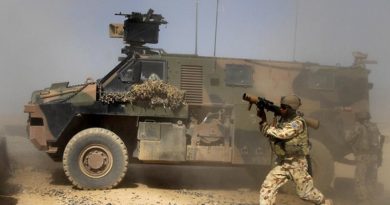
[1, 0, 390, 205]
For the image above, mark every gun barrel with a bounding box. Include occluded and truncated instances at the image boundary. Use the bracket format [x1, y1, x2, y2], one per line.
[242, 93, 259, 104]
[303, 117, 320, 130]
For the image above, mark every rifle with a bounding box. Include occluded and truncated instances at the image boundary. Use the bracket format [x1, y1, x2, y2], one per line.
[242, 93, 320, 129]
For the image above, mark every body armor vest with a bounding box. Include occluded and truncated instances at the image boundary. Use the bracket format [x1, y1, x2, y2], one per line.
[272, 116, 310, 157]
[353, 121, 381, 154]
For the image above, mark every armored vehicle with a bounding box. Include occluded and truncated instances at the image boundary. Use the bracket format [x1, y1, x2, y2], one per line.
[24, 9, 373, 190]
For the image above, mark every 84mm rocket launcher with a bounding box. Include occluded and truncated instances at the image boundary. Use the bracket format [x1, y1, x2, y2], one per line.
[242, 93, 320, 129]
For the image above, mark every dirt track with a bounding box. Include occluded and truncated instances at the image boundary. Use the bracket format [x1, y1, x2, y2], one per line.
[1, 133, 390, 205]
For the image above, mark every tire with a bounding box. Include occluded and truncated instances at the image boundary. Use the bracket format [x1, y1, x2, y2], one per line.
[281, 139, 334, 194]
[310, 138, 334, 192]
[333, 177, 354, 194]
[63, 128, 128, 190]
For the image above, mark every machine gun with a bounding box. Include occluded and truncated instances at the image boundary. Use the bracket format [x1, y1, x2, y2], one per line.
[242, 93, 320, 129]
[109, 9, 167, 57]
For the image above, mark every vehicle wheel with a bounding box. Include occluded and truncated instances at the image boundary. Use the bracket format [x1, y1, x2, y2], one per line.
[63, 128, 128, 190]
[310, 138, 334, 192]
[281, 139, 334, 194]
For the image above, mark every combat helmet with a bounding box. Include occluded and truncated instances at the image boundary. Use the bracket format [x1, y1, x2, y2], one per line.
[280, 95, 301, 110]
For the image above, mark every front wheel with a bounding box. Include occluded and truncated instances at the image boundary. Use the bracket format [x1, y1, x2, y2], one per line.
[63, 128, 128, 190]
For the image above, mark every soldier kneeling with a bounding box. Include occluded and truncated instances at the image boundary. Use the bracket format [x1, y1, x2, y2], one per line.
[257, 95, 333, 205]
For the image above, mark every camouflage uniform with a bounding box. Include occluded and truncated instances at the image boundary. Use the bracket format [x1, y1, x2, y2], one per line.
[259, 115, 327, 205]
[345, 112, 383, 204]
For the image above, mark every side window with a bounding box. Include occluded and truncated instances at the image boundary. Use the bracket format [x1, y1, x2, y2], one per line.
[119, 61, 141, 83]
[225, 64, 253, 87]
[308, 69, 335, 90]
[140, 60, 166, 81]
[119, 60, 166, 83]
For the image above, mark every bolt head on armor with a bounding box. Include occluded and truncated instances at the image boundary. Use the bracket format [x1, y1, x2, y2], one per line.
[280, 95, 301, 110]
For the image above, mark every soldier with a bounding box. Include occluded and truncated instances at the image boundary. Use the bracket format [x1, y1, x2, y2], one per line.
[257, 95, 333, 205]
[345, 111, 384, 205]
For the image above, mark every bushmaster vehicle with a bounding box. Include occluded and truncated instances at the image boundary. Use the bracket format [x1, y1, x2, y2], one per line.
[24, 9, 374, 190]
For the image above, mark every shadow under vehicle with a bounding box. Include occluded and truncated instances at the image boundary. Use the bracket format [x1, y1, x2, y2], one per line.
[24, 9, 374, 191]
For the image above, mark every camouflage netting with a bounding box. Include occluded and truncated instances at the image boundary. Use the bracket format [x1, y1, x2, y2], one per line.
[100, 80, 186, 110]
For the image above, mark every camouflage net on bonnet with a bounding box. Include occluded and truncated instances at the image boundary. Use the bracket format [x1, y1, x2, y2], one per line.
[100, 80, 186, 110]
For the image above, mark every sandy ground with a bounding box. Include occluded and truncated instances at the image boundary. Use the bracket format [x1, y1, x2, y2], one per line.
[1, 129, 390, 205]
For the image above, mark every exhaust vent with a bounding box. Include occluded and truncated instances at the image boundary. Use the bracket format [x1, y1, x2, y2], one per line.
[180, 65, 203, 104]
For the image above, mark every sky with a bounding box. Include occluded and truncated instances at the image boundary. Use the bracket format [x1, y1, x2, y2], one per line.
[0, 0, 389, 128]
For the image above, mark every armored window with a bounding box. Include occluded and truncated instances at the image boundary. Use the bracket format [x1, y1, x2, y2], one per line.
[119, 61, 141, 83]
[225, 64, 253, 87]
[307, 69, 335, 90]
[140, 60, 166, 81]
[119, 60, 166, 83]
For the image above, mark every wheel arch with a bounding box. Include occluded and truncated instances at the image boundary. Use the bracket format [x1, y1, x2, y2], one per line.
[51, 114, 138, 161]
[280, 138, 335, 194]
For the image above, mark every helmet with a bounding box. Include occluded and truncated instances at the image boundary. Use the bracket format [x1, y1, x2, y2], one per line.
[355, 111, 371, 120]
[281, 95, 301, 110]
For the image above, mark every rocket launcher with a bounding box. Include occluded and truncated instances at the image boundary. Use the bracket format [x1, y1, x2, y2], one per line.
[242, 93, 320, 129]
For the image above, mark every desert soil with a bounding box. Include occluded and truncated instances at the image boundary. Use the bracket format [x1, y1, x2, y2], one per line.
[1, 132, 389, 205]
